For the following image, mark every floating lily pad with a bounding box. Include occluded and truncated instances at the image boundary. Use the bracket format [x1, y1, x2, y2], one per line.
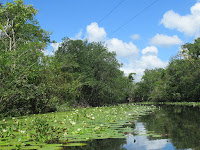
[0, 146, 17, 150]
[0, 104, 157, 148]
[63, 143, 87, 146]
[152, 134, 162, 138]
[21, 146, 41, 149]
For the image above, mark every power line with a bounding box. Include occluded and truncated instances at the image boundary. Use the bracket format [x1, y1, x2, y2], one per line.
[82, 0, 126, 39]
[98, 0, 126, 25]
[107, 0, 160, 37]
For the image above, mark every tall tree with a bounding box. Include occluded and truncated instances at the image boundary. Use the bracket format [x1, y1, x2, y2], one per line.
[0, 0, 52, 116]
[55, 38, 131, 106]
[0, 0, 50, 51]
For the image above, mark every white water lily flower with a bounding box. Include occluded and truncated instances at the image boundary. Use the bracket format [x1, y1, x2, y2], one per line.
[20, 130, 25, 134]
[70, 121, 76, 125]
[63, 132, 67, 136]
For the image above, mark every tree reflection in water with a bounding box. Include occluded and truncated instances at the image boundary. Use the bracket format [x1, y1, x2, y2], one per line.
[63, 138, 126, 150]
[139, 105, 200, 150]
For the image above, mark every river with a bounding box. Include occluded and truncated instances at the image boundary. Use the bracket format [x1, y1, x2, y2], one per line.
[64, 105, 200, 150]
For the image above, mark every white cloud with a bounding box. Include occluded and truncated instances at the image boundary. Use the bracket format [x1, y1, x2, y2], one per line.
[139, 55, 167, 69]
[131, 34, 140, 40]
[51, 43, 59, 51]
[161, 2, 200, 36]
[43, 43, 60, 56]
[86, 22, 106, 42]
[106, 38, 139, 58]
[85, 23, 139, 58]
[120, 46, 168, 81]
[150, 34, 183, 47]
[43, 49, 54, 56]
[74, 30, 83, 40]
[142, 46, 158, 55]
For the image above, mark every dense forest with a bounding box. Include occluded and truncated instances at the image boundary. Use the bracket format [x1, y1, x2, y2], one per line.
[0, 0, 200, 117]
[0, 0, 134, 116]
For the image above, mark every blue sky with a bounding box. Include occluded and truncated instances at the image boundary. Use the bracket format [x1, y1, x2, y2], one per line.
[22, 0, 199, 81]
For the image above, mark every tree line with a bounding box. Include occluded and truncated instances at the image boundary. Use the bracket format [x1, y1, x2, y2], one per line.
[133, 38, 200, 102]
[0, 0, 134, 116]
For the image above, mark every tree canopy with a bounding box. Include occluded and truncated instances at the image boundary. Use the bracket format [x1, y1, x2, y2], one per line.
[133, 38, 200, 102]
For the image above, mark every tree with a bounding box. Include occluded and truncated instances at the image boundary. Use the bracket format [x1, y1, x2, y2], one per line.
[55, 38, 131, 106]
[133, 68, 165, 102]
[181, 38, 200, 60]
[0, 0, 53, 116]
[133, 37, 200, 102]
[0, 0, 50, 51]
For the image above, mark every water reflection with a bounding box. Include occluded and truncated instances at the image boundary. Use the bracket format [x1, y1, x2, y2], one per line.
[63, 105, 200, 150]
[139, 105, 200, 150]
[123, 123, 171, 150]
[63, 138, 127, 150]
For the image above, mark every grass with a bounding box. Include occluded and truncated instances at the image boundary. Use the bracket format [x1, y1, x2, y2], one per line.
[0, 103, 157, 149]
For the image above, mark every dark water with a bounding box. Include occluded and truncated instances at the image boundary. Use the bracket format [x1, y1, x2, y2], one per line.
[64, 105, 200, 150]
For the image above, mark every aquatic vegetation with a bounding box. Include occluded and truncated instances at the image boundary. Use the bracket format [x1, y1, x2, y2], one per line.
[0, 104, 156, 149]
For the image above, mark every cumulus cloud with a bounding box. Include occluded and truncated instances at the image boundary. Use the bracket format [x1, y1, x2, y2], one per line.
[139, 55, 167, 69]
[85, 23, 139, 58]
[73, 30, 83, 40]
[86, 22, 106, 42]
[106, 38, 139, 58]
[121, 46, 168, 81]
[142, 46, 158, 55]
[51, 43, 60, 51]
[131, 34, 140, 40]
[150, 34, 183, 47]
[161, 2, 200, 36]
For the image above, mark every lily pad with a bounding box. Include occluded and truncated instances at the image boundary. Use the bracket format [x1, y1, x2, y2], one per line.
[63, 143, 87, 146]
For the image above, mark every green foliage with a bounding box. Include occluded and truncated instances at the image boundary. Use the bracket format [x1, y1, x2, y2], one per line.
[55, 38, 132, 106]
[133, 68, 165, 102]
[0, 0, 50, 51]
[0, 0, 54, 116]
[134, 37, 200, 102]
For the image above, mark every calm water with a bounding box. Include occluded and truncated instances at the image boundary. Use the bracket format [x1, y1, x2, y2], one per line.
[64, 105, 200, 150]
